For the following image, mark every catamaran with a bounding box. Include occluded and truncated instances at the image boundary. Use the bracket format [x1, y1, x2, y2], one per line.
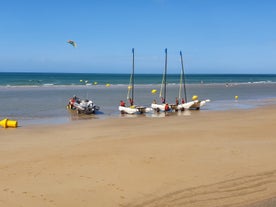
[176, 51, 197, 111]
[151, 48, 172, 112]
[118, 48, 151, 114]
[177, 50, 210, 110]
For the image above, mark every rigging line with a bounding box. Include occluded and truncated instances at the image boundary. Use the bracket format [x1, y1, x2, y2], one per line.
[179, 67, 183, 100]
[160, 48, 168, 99]
[127, 73, 132, 99]
[159, 49, 166, 98]
[127, 48, 135, 100]
[180, 51, 187, 102]
[159, 72, 165, 98]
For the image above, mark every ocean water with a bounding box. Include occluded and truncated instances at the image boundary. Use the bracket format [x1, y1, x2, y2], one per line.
[0, 72, 276, 126]
[1, 72, 276, 86]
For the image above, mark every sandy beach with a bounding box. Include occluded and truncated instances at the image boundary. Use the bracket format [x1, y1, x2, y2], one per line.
[1, 106, 276, 207]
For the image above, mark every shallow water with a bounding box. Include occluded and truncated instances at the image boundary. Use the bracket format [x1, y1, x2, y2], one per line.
[0, 83, 276, 126]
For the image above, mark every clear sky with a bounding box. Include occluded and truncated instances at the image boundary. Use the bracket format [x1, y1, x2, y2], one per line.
[0, 0, 276, 74]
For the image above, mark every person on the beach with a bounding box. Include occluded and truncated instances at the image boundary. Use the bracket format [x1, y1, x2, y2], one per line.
[181, 98, 185, 104]
[165, 103, 170, 111]
[161, 97, 165, 104]
[120, 100, 125, 107]
[175, 97, 179, 105]
[129, 98, 134, 106]
[153, 99, 157, 104]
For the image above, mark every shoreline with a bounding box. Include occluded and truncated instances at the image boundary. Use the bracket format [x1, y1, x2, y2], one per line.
[1, 81, 276, 88]
[1, 105, 276, 206]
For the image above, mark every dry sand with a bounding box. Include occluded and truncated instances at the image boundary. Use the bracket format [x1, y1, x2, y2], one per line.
[1, 106, 276, 207]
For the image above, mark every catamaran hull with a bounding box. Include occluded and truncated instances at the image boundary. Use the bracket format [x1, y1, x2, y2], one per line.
[177, 101, 196, 111]
[119, 106, 152, 114]
[137, 106, 152, 113]
[190, 99, 210, 110]
[151, 103, 171, 112]
[119, 106, 138, 114]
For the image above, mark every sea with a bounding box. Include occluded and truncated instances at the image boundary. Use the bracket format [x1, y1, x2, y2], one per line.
[1, 72, 276, 126]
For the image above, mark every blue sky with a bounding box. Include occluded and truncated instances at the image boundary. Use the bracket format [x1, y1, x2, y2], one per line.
[0, 0, 276, 74]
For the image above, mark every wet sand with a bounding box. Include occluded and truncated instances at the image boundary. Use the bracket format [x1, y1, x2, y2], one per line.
[1, 106, 276, 207]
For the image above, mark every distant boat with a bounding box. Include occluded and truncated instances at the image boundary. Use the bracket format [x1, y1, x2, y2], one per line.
[118, 48, 151, 114]
[151, 48, 171, 112]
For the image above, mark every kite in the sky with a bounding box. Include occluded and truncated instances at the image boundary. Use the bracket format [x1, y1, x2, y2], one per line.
[67, 40, 77, 47]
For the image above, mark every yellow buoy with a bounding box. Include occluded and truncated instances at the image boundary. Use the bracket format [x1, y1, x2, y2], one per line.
[0, 119, 18, 128]
[192, 95, 198, 101]
[80, 80, 83, 82]
[93, 81, 98, 85]
[106, 83, 110, 87]
[151, 89, 157, 94]
[235, 95, 239, 100]
[128, 86, 132, 89]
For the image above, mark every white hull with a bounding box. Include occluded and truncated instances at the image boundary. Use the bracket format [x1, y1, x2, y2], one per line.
[138, 107, 152, 113]
[190, 99, 210, 110]
[151, 103, 171, 112]
[177, 101, 196, 110]
[118, 106, 138, 114]
[152, 101, 195, 112]
[119, 106, 152, 114]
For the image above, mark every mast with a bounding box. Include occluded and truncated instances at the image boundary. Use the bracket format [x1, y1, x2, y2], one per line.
[132, 48, 134, 103]
[164, 48, 167, 102]
[180, 51, 187, 102]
